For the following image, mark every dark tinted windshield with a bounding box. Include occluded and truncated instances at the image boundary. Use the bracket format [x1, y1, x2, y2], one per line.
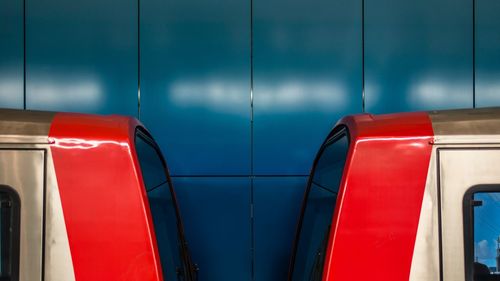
[135, 131, 184, 280]
[291, 130, 349, 281]
[0, 188, 20, 281]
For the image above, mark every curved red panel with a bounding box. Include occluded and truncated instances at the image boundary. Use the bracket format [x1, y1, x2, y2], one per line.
[49, 113, 163, 281]
[323, 112, 434, 281]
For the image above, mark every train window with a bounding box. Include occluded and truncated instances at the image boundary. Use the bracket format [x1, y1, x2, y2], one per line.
[465, 190, 500, 281]
[135, 132, 183, 280]
[0, 188, 20, 281]
[291, 130, 349, 281]
[135, 134, 167, 192]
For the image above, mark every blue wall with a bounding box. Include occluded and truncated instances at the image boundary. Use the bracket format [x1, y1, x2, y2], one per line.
[1, 0, 499, 280]
[25, 0, 138, 114]
[476, 0, 500, 107]
[0, 0, 23, 108]
[365, 0, 473, 112]
[253, 0, 362, 175]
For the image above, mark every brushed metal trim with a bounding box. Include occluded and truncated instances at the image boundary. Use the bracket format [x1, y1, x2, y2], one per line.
[0, 149, 45, 281]
[0, 136, 51, 144]
[433, 135, 500, 145]
[409, 148, 440, 281]
[0, 109, 55, 143]
[429, 107, 500, 137]
[43, 147, 75, 281]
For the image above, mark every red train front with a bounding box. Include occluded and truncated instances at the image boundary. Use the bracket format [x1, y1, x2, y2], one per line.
[0, 109, 196, 281]
[289, 108, 500, 281]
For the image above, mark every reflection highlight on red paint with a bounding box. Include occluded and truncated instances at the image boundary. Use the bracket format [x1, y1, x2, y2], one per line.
[52, 138, 128, 150]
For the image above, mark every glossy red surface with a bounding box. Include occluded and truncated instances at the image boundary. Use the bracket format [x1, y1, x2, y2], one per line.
[49, 113, 163, 281]
[322, 112, 434, 281]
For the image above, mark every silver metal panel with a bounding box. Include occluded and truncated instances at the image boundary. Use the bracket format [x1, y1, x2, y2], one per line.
[430, 107, 500, 136]
[0, 109, 54, 144]
[0, 149, 44, 281]
[409, 148, 440, 281]
[44, 147, 75, 281]
[439, 148, 500, 281]
[0, 135, 51, 144]
[433, 134, 500, 145]
[0, 108, 54, 135]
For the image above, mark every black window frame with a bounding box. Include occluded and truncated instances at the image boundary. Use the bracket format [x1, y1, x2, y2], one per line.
[463, 184, 500, 281]
[135, 128, 184, 229]
[0, 185, 20, 281]
[288, 125, 350, 281]
[134, 127, 195, 280]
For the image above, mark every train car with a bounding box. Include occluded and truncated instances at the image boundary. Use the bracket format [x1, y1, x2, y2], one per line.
[0, 109, 197, 281]
[289, 107, 500, 281]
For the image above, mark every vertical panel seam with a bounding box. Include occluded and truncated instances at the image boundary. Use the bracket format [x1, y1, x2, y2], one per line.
[250, 0, 255, 277]
[41, 150, 47, 281]
[137, 0, 141, 119]
[23, 0, 26, 110]
[250, 0, 254, 172]
[250, 0, 255, 172]
[436, 149, 444, 281]
[472, 0, 476, 109]
[362, 0, 365, 113]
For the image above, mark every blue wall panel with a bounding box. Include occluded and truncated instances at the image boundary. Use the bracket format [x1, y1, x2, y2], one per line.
[172, 177, 251, 281]
[254, 177, 307, 281]
[476, 0, 500, 107]
[26, 0, 138, 115]
[253, 0, 362, 175]
[140, 0, 250, 176]
[365, 0, 473, 113]
[0, 0, 23, 109]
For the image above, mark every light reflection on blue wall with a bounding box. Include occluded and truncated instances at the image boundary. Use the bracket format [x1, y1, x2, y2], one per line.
[407, 76, 471, 108]
[365, 0, 473, 113]
[27, 74, 104, 112]
[253, 0, 362, 175]
[25, 0, 138, 115]
[476, 0, 500, 108]
[140, 0, 250, 176]
[168, 77, 248, 116]
[0, 0, 23, 109]
[255, 78, 348, 112]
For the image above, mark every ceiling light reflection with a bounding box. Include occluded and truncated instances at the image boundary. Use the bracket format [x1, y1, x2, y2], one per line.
[409, 77, 471, 108]
[0, 76, 23, 107]
[28, 76, 103, 111]
[169, 77, 347, 113]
